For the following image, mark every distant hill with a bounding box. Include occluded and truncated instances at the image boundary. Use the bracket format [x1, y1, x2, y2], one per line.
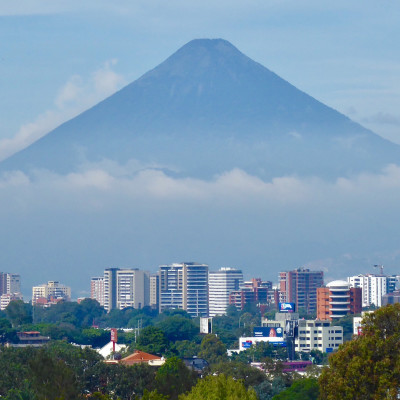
[2, 38, 399, 178]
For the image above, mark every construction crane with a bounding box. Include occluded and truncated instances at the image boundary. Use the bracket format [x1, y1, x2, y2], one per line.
[373, 264, 384, 275]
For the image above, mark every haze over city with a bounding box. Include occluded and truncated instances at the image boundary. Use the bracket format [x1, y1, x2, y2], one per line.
[1, 1, 400, 298]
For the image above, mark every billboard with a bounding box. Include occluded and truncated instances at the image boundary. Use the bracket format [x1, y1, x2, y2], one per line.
[110, 328, 118, 343]
[279, 302, 296, 313]
[285, 320, 297, 338]
[253, 327, 284, 338]
[200, 317, 212, 334]
[242, 340, 253, 348]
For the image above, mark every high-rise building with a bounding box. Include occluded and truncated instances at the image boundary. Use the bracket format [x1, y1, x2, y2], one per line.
[229, 278, 272, 311]
[317, 280, 362, 320]
[159, 263, 184, 313]
[279, 268, 324, 313]
[103, 268, 150, 312]
[209, 268, 243, 317]
[91, 277, 105, 306]
[347, 274, 388, 308]
[149, 273, 160, 310]
[0, 272, 21, 296]
[32, 281, 71, 305]
[382, 290, 400, 306]
[159, 262, 208, 317]
[0, 273, 6, 295]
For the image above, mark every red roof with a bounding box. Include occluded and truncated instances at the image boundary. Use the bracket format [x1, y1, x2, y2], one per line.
[120, 350, 161, 365]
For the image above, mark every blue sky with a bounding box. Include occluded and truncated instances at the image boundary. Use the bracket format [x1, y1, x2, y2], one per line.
[1, 1, 400, 297]
[1, 1, 399, 154]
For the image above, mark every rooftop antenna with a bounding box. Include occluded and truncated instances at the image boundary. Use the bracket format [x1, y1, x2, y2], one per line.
[373, 264, 384, 275]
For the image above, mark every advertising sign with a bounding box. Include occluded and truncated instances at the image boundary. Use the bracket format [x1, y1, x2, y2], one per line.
[200, 317, 212, 334]
[110, 328, 118, 343]
[242, 340, 253, 348]
[273, 341, 287, 347]
[325, 347, 333, 353]
[279, 302, 296, 313]
[285, 320, 297, 338]
[253, 327, 284, 338]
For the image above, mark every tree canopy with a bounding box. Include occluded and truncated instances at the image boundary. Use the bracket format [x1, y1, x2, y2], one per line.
[319, 304, 400, 399]
[179, 374, 258, 400]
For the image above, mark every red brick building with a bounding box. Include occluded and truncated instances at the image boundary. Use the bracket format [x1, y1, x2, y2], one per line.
[317, 280, 362, 320]
[279, 268, 324, 313]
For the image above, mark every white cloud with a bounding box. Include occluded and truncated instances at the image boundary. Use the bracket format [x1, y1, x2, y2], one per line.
[0, 61, 125, 162]
[2, 162, 400, 211]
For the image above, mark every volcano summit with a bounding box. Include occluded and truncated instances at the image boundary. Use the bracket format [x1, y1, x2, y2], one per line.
[2, 39, 399, 178]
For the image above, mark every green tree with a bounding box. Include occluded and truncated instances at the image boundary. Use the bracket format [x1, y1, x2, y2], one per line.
[155, 357, 198, 400]
[134, 326, 169, 355]
[0, 347, 35, 395]
[169, 340, 200, 358]
[319, 304, 400, 399]
[5, 301, 32, 327]
[156, 315, 198, 342]
[198, 334, 228, 365]
[28, 348, 81, 400]
[139, 389, 168, 400]
[207, 361, 266, 389]
[179, 374, 258, 400]
[101, 363, 156, 400]
[331, 314, 358, 342]
[80, 327, 110, 347]
[0, 318, 17, 343]
[271, 378, 319, 400]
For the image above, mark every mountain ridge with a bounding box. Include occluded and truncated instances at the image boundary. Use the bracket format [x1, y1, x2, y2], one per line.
[1, 38, 398, 179]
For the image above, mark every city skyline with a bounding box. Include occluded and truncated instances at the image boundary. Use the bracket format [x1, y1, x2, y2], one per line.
[1, 2, 400, 298]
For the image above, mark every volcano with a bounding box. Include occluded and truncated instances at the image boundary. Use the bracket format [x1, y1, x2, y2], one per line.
[2, 38, 399, 178]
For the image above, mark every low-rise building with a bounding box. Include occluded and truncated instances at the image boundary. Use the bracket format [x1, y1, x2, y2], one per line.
[9, 331, 51, 348]
[0, 292, 23, 310]
[106, 350, 165, 366]
[295, 320, 343, 353]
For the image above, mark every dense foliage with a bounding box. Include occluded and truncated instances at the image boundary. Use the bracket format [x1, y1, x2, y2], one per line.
[319, 304, 400, 399]
[2, 297, 380, 399]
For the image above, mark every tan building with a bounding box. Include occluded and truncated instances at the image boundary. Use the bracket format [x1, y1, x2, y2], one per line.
[32, 281, 71, 305]
[90, 277, 105, 306]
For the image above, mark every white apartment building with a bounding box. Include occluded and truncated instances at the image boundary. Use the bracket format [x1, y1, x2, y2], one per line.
[295, 320, 343, 353]
[160, 262, 209, 317]
[32, 281, 71, 304]
[209, 268, 243, 317]
[0, 293, 23, 310]
[347, 274, 387, 307]
[91, 277, 105, 306]
[103, 268, 150, 312]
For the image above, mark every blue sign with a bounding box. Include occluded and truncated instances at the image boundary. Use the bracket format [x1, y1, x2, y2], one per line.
[279, 303, 296, 313]
[273, 341, 287, 347]
[325, 347, 333, 353]
[242, 340, 252, 348]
